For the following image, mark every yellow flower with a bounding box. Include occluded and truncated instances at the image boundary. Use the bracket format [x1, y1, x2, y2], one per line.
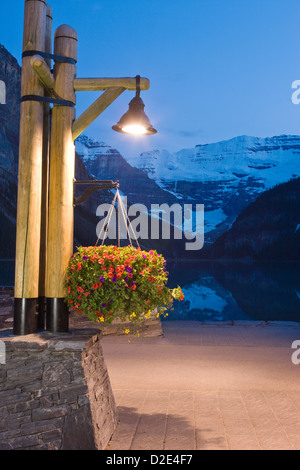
[124, 328, 130, 334]
[130, 312, 136, 318]
[144, 309, 152, 319]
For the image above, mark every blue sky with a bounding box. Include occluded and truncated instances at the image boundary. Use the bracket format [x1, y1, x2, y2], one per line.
[1, 0, 300, 159]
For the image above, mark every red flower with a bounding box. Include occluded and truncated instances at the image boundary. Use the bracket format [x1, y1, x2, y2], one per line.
[65, 246, 182, 325]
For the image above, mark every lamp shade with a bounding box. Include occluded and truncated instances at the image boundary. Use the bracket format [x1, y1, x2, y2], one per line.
[112, 95, 157, 135]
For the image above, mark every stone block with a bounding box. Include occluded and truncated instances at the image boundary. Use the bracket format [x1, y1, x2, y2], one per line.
[31, 405, 70, 422]
[0, 329, 118, 450]
[42, 363, 71, 387]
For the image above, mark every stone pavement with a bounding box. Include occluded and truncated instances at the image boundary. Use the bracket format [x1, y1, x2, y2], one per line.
[101, 321, 300, 451]
[1, 289, 300, 451]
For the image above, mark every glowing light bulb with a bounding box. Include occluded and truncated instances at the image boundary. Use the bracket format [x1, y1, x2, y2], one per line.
[121, 124, 148, 135]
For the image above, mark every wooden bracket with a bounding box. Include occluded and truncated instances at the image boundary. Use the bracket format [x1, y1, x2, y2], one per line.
[73, 77, 150, 91]
[74, 179, 119, 206]
[72, 87, 126, 140]
[30, 54, 55, 93]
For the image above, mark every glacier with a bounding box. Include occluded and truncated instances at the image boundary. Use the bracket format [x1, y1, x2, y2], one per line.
[126, 134, 300, 240]
[75, 134, 300, 244]
[126, 134, 300, 187]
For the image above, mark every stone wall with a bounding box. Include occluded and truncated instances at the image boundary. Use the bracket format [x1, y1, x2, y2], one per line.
[0, 328, 118, 450]
[0, 288, 14, 330]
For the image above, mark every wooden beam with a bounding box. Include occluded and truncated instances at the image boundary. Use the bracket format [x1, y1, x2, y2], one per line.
[46, 24, 77, 332]
[38, 3, 53, 329]
[72, 86, 125, 141]
[30, 54, 55, 92]
[73, 77, 150, 92]
[14, 0, 47, 333]
[15, 0, 47, 299]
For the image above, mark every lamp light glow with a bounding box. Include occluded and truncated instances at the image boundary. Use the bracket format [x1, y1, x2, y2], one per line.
[112, 75, 157, 136]
[121, 124, 148, 135]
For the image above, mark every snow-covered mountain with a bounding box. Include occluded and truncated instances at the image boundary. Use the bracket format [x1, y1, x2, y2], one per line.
[126, 135, 300, 242]
[75, 134, 300, 248]
[75, 135, 177, 207]
[127, 135, 300, 186]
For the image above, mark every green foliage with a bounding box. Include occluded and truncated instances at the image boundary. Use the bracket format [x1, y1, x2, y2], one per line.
[65, 245, 184, 329]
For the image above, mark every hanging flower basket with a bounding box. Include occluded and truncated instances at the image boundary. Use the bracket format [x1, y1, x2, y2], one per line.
[64, 245, 184, 329]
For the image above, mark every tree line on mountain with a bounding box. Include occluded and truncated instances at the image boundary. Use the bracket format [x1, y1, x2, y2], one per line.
[208, 177, 300, 261]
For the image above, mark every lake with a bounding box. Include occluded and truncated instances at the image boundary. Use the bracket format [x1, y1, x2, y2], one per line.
[1, 259, 299, 323]
[164, 259, 300, 322]
[0, 260, 15, 287]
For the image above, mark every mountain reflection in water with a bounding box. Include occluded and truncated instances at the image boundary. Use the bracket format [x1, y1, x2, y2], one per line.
[0, 260, 299, 323]
[165, 260, 300, 322]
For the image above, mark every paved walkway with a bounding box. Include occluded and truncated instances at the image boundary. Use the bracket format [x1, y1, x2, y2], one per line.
[101, 321, 300, 450]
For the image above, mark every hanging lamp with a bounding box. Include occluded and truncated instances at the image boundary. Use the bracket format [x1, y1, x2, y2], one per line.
[112, 75, 157, 135]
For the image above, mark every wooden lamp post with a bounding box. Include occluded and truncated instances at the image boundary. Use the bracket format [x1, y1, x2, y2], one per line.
[14, 0, 156, 335]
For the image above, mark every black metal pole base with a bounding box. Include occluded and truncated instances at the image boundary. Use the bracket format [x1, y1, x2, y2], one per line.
[46, 298, 69, 333]
[13, 298, 38, 336]
[37, 296, 46, 331]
